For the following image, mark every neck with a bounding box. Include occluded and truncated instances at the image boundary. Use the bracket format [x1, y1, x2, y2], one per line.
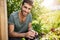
[20, 10, 26, 18]
[19, 11, 24, 18]
[18, 11, 26, 23]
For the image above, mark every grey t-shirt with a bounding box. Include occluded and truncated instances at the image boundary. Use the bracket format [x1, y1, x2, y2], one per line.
[8, 11, 32, 40]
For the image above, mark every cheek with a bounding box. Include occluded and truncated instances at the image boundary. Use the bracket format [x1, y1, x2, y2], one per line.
[29, 10, 31, 12]
[29, 9, 31, 12]
[22, 7, 31, 13]
[28, 10, 30, 13]
[21, 6, 25, 11]
[22, 7, 25, 11]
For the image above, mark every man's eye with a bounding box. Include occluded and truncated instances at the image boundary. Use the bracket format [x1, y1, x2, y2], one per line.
[28, 8, 31, 10]
[24, 6, 27, 9]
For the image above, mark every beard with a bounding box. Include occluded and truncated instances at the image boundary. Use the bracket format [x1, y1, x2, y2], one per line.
[21, 10, 29, 17]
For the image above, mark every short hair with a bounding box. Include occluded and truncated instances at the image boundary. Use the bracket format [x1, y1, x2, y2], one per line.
[22, 0, 34, 6]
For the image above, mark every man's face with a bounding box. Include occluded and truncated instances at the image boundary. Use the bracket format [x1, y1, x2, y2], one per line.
[21, 3, 32, 17]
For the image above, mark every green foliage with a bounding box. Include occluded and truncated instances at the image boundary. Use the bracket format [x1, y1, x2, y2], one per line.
[31, 0, 43, 34]
[7, 0, 22, 17]
[31, 0, 42, 20]
[7, 0, 60, 40]
[32, 20, 41, 34]
[7, 0, 42, 34]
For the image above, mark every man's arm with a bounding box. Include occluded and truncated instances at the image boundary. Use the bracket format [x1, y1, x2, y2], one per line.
[28, 22, 32, 31]
[8, 24, 35, 39]
[8, 24, 26, 37]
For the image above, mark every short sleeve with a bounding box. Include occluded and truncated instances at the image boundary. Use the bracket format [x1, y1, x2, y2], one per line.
[8, 14, 14, 25]
[29, 13, 32, 22]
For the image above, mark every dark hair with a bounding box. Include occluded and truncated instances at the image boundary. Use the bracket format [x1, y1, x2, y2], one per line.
[22, 0, 34, 6]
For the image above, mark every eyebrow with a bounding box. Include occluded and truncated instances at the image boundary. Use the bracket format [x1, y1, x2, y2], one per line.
[24, 6, 31, 9]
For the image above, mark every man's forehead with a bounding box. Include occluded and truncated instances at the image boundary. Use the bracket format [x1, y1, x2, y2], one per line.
[23, 3, 32, 8]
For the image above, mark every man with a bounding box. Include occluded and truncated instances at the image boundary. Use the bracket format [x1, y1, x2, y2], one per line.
[8, 0, 38, 40]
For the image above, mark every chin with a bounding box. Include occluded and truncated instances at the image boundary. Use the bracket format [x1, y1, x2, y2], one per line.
[23, 13, 28, 16]
[24, 14, 27, 17]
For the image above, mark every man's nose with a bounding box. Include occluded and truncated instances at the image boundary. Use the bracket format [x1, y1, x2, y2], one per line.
[25, 8, 29, 12]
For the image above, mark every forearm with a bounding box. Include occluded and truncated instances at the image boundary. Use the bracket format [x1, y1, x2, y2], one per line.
[28, 27, 33, 31]
[9, 32, 26, 38]
[28, 23, 33, 31]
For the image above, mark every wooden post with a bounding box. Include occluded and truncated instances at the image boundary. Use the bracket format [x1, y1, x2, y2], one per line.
[0, 0, 8, 40]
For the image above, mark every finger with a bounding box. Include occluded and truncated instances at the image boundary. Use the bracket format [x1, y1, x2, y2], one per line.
[31, 30, 35, 33]
[30, 34, 35, 38]
[28, 36, 33, 39]
[35, 31, 38, 35]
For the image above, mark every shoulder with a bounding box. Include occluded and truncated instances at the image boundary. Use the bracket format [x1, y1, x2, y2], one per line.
[28, 13, 32, 17]
[10, 11, 18, 17]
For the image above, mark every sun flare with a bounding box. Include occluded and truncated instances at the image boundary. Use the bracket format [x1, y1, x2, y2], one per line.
[41, 0, 60, 10]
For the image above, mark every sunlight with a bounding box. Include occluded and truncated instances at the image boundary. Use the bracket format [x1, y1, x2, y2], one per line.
[41, 0, 60, 10]
[41, 0, 54, 7]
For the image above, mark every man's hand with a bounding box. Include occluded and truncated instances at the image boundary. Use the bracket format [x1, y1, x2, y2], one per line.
[25, 31, 35, 39]
[30, 30, 38, 35]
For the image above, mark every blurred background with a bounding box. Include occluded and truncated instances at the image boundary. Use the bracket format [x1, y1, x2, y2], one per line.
[7, 0, 60, 40]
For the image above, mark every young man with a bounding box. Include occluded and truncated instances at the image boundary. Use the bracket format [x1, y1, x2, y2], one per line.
[8, 0, 38, 40]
